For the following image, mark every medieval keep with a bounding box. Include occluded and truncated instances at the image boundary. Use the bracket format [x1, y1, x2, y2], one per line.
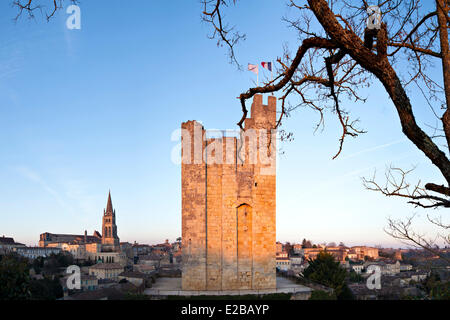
[181, 94, 277, 290]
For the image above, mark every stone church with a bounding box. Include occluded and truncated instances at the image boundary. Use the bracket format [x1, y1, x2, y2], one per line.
[181, 94, 277, 290]
[39, 191, 126, 265]
[101, 191, 120, 252]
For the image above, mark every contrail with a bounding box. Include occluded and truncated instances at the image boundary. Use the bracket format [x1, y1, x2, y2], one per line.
[14, 166, 69, 211]
[295, 152, 414, 199]
[340, 138, 407, 160]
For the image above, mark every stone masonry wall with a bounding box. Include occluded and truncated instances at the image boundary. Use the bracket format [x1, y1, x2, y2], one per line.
[182, 94, 276, 290]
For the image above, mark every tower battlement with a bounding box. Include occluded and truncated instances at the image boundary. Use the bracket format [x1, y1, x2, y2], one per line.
[181, 95, 277, 168]
[246, 94, 276, 129]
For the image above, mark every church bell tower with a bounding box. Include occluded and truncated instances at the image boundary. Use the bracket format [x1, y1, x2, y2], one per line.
[102, 191, 120, 251]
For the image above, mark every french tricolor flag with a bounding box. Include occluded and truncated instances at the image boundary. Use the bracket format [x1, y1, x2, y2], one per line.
[261, 61, 272, 72]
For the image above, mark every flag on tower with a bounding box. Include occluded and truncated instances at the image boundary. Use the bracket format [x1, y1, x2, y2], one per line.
[261, 61, 272, 72]
[248, 63, 258, 75]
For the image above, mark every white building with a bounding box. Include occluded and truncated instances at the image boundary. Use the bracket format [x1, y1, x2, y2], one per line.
[14, 246, 62, 259]
[88, 263, 124, 281]
[290, 255, 303, 265]
[411, 273, 428, 282]
[400, 264, 413, 271]
[365, 261, 401, 275]
[276, 257, 291, 271]
[352, 264, 364, 274]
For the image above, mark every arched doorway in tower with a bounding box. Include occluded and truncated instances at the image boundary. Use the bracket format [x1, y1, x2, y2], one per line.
[236, 203, 253, 289]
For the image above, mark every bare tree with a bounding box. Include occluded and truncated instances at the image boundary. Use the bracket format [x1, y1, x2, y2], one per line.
[202, 0, 449, 258]
[12, 0, 77, 21]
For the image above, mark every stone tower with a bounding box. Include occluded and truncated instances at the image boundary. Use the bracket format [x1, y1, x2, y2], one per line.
[102, 191, 120, 252]
[181, 94, 277, 291]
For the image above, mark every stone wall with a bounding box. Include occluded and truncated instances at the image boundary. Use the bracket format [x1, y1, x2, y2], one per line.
[181, 94, 276, 290]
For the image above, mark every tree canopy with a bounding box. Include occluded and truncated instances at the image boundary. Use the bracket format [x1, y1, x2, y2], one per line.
[303, 251, 354, 299]
[0, 254, 31, 300]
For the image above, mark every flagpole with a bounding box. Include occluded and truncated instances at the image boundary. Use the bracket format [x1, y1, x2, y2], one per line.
[271, 61, 273, 83]
[271, 61, 274, 95]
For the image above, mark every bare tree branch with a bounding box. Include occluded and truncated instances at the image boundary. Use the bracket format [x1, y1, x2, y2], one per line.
[201, 0, 245, 68]
[12, 0, 77, 21]
[385, 215, 450, 263]
[362, 165, 450, 208]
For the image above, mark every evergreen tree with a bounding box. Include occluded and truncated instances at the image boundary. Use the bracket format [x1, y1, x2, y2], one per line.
[303, 251, 354, 300]
[0, 254, 31, 300]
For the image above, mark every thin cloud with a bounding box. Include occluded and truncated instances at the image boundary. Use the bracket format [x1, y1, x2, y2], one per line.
[0, 55, 22, 80]
[340, 138, 407, 160]
[296, 152, 414, 199]
[63, 179, 99, 218]
[14, 166, 69, 210]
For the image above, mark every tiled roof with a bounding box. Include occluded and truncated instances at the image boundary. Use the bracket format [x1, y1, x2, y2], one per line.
[0, 236, 15, 245]
[139, 254, 161, 261]
[89, 263, 123, 270]
[118, 271, 147, 279]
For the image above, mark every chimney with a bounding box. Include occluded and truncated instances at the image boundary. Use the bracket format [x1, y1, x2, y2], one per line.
[84, 230, 87, 244]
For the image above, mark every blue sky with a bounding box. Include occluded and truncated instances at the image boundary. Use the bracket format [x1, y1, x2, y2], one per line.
[0, 0, 446, 247]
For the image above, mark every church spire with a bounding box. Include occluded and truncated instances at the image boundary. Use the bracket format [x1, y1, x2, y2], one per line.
[105, 190, 113, 215]
[102, 189, 119, 250]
